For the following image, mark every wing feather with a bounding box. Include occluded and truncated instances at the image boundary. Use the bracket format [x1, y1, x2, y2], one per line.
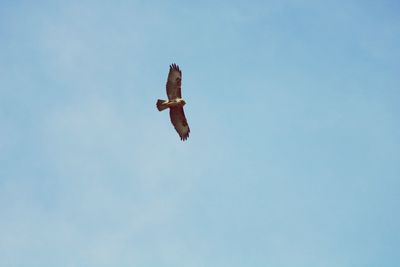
[170, 107, 190, 141]
[166, 63, 182, 100]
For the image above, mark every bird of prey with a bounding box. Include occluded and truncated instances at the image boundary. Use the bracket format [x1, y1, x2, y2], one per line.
[156, 63, 190, 141]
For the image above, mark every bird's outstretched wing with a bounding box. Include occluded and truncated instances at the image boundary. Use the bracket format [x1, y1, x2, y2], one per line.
[166, 63, 182, 100]
[170, 107, 190, 141]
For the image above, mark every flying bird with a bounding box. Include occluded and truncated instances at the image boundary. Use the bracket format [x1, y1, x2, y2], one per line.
[156, 63, 190, 141]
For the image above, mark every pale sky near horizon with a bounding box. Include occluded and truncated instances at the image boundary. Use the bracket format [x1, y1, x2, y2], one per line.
[1, 0, 399, 266]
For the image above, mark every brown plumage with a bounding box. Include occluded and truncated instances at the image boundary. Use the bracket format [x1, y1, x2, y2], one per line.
[156, 64, 190, 141]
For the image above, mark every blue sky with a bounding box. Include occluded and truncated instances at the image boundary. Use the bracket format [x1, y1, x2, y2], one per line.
[0, 0, 399, 266]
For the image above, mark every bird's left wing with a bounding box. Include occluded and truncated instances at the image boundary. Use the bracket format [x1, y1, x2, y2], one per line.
[170, 107, 190, 141]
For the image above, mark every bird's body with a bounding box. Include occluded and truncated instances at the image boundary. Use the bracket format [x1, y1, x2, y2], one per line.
[157, 98, 186, 110]
[156, 64, 190, 141]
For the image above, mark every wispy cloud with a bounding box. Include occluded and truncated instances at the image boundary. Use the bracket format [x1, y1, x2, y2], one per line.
[1, 0, 400, 266]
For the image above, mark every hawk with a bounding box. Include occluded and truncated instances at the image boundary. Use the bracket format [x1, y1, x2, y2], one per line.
[156, 63, 190, 141]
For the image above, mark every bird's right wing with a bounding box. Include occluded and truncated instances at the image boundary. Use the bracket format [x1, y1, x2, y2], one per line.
[166, 63, 182, 100]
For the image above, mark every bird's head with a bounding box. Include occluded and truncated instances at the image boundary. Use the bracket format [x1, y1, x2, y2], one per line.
[178, 98, 186, 106]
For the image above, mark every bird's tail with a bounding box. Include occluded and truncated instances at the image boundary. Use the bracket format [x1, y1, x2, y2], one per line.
[156, 99, 169, 111]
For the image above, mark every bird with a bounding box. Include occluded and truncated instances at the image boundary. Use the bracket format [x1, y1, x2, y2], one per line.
[156, 63, 190, 141]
